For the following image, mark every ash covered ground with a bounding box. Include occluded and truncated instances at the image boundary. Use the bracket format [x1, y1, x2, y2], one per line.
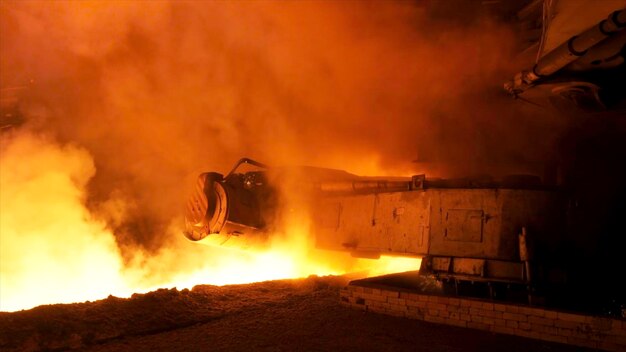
[0, 276, 585, 352]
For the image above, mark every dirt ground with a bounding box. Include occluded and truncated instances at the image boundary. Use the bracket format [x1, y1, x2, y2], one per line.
[0, 276, 588, 352]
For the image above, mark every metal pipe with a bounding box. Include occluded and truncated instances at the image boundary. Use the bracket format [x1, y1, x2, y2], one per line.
[505, 8, 626, 95]
[318, 179, 411, 194]
[225, 157, 268, 179]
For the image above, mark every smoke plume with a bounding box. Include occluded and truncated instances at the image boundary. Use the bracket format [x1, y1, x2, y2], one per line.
[0, 1, 564, 310]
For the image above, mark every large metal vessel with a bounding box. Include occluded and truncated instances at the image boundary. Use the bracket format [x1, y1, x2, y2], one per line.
[185, 158, 572, 304]
[184, 2, 626, 314]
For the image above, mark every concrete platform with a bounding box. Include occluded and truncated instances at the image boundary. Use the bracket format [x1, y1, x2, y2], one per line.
[341, 272, 626, 351]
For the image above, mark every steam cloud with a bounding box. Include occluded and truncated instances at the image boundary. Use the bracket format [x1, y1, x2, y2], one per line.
[0, 131, 130, 309]
[1, 1, 563, 310]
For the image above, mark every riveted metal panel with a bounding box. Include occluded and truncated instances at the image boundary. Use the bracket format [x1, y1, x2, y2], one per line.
[313, 187, 562, 262]
[445, 209, 484, 242]
[375, 191, 430, 255]
[428, 189, 503, 259]
[313, 191, 430, 256]
[452, 258, 485, 276]
[317, 202, 341, 230]
[313, 195, 377, 252]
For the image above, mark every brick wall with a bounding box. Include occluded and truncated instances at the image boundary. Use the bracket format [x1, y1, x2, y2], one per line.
[340, 283, 626, 351]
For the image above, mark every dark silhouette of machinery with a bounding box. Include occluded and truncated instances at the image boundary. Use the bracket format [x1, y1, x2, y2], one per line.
[184, 156, 623, 315]
[184, 3, 626, 316]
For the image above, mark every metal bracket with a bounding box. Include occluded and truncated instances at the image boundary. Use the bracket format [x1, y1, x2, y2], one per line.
[411, 174, 426, 190]
[225, 157, 268, 179]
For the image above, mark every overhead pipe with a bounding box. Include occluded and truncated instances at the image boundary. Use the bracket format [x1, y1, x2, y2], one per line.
[505, 8, 626, 95]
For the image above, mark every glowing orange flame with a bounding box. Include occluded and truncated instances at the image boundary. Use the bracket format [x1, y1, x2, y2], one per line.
[0, 132, 420, 312]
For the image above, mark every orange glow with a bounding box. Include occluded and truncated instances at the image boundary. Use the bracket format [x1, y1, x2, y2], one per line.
[0, 132, 420, 312]
[0, 132, 129, 311]
[1, 0, 519, 313]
